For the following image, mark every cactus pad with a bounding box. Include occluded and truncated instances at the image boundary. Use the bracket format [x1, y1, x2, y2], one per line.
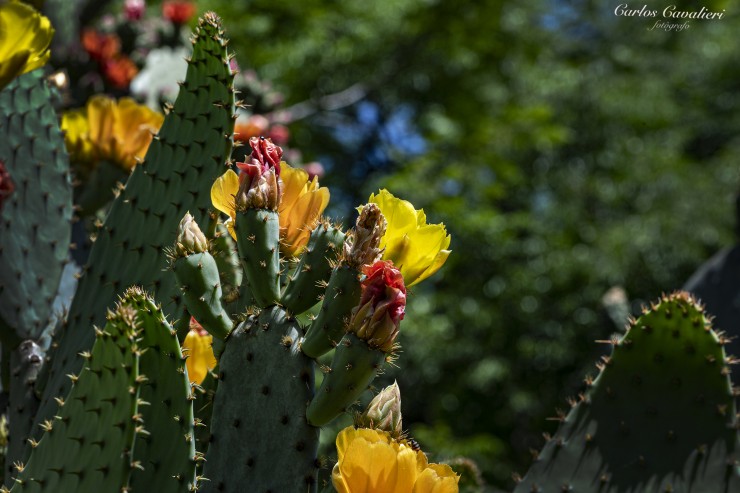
[201, 306, 319, 493]
[35, 12, 236, 440]
[0, 69, 72, 344]
[8, 301, 142, 493]
[514, 292, 740, 492]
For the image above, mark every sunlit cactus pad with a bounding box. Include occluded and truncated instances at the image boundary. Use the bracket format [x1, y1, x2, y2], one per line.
[515, 291, 740, 493]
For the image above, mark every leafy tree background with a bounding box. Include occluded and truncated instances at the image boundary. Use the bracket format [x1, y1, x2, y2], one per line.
[200, 0, 739, 490]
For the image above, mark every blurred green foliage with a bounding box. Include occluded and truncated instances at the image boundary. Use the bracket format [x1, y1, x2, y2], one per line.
[201, 0, 739, 489]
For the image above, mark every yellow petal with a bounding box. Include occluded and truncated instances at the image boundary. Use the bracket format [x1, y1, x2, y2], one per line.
[333, 427, 424, 493]
[86, 95, 117, 159]
[412, 464, 460, 493]
[211, 169, 239, 219]
[182, 330, 217, 385]
[278, 163, 330, 256]
[368, 189, 419, 245]
[366, 189, 451, 286]
[0, 2, 53, 88]
[279, 162, 309, 211]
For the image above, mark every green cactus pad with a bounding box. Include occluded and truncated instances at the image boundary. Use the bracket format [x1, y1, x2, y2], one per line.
[201, 306, 319, 493]
[211, 223, 243, 305]
[282, 222, 345, 316]
[9, 302, 142, 493]
[121, 288, 197, 493]
[234, 209, 281, 308]
[173, 251, 233, 339]
[301, 265, 362, 359]
[35, 12, 236, 440]
[514, 291, 740, 492]
[0, 70, 72, 344]
[193, 367, 218, 455]
[307, 333, 386, 427]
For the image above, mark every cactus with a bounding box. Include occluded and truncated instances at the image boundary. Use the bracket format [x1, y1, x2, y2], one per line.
[0, 8, 467, 493]
[514, 291, 740, 492]
[32, 11, 236, 445]
[6, 287, 196, 493]
[201, 307, 319, 492]
[0, 68, 73, 478]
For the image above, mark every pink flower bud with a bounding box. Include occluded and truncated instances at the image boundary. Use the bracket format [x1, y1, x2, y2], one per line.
[124, 0, 145, 21]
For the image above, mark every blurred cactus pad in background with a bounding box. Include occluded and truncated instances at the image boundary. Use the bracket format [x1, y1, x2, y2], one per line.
[1, 0, 740, 492]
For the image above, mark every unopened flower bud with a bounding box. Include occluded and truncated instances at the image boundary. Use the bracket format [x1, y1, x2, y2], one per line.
[342, 203, 386, 268]
[356, 381, 403, 438]
[175, 212, 208, 257]
[235, 137, 283, 211]
[347, 260, 406, 352]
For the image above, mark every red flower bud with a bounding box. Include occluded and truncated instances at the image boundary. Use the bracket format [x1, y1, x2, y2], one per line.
[348, 260, 406, 352]
[234, 137, 284, 211]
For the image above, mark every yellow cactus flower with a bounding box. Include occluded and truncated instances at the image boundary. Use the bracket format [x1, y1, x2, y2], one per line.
[210, 163, 330, 256]
[365, 190, 451, 287]
[0, 1, 53, 89]
[279, 162, 329, 256]
[332, 427, 459, 493]
[182, 318, 217, 385]
[61, 96, 164, 170]
[210, 168, 240, 239]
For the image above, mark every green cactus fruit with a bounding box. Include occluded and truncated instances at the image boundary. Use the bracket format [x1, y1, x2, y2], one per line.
[300, 265, 362, 359]
[201, 306, 319, 493]
[514, 291, 740, 492]
[173, 252, 233, 339]
[0, 69, 72, 345]
[34, 12, 236, 440]
[282, 221, 345, 315]
[306, 333, 386, 427]
[121, 287, 197, 493]
[234, 209, 281, 308]
[8, 300, 143, 493]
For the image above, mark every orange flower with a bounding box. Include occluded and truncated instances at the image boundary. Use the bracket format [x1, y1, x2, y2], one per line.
[103, 55, 139, 89]
[81, 29, 120, 62]
[162, 0, 196, 24]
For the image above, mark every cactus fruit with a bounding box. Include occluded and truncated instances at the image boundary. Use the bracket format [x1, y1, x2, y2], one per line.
[234, 209, 282, 308]
[33, 11, 236, 441]
[201, 306, 319, 493]
[514, 291, 740, 492]
[171, 214, 233, 340]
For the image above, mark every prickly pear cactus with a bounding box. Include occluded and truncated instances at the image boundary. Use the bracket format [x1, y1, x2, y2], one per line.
[514, 291, 740, 492]
[0, 69, 72, 343]
[7, 298, 143, 493]
[6, 287, 196, 493]
[34, 12, 236, 442]
[201, 307, 319, 493]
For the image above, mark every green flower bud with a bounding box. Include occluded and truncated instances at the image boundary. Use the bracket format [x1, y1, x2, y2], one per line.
[356, 381, 403, 438]
[175, 212, 208, 257]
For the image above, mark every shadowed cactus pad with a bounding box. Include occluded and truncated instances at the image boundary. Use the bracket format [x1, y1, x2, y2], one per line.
[514, 291, 740, 493]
